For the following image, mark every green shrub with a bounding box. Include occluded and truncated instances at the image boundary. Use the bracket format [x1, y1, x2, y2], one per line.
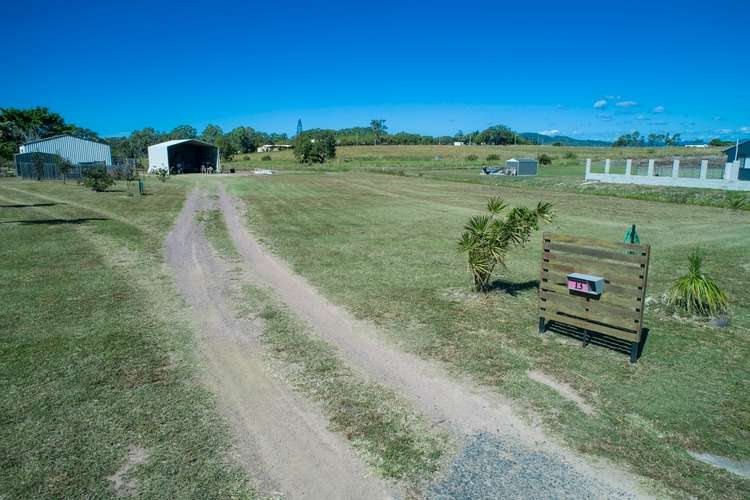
[293, 130, 336, 163]
[458, 197, 553, 291]
[666, 249, 728, 317]
[725, 192, 747, 210]
[486, 154, 500, 162]
[261, 155, 272, 161]
[82, 165, 114, 192]
[537, 153, 552, 165]
[563, 151, 577, 160]
[466, 154, 478, 161]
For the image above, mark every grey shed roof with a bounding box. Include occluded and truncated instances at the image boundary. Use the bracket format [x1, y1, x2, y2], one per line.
[723, 139, 750, 156]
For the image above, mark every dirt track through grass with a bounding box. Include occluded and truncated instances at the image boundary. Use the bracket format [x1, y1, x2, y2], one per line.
[214, 184, 650, 498]
[165, 189, 395, 499]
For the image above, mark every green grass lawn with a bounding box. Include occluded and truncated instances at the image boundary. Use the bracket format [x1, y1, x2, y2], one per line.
[223, 144, 724, 172]
[0, 177, 254, 498]
[225, 171, 750, 498]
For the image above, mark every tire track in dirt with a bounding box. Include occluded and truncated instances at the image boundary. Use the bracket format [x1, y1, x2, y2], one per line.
[165, 189, 396, 500]
[216, 183, 653, 498]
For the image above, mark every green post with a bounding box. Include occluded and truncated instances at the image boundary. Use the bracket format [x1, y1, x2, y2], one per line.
[138, 177, 145, 195]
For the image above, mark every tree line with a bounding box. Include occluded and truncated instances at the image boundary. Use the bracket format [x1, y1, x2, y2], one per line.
[613, 131, 682, 147]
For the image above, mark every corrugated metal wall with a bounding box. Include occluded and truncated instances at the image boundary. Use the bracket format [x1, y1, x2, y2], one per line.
[19, 135, 112, 165]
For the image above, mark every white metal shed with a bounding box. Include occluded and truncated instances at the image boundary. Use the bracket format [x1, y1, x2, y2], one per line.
[147, 139, 220, 174]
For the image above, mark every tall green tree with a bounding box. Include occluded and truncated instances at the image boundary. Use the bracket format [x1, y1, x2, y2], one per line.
[475, 125, 517, 145]
[170, 125, 197, 140]
[293, 129, 336, 163]
[370, 119, 387, 145]
[227, 126, 258, 154]
[200, 124, 224, 145]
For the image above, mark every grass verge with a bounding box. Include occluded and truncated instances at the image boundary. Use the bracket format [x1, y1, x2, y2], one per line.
[225, 172, 750, 498]
[0, 178, 254, 498]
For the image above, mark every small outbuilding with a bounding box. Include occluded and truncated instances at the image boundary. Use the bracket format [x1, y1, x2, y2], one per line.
[506, 158, 538, 176]
[147, 139, 220, 174]
[724, 139, 750, 181]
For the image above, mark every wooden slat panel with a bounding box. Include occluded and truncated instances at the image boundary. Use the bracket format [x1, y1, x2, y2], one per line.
[539, 308, 641, 342]
[544, 232, 646, 253]
[539, 232, 649, 345]
[541, 255, 645, 287]
[540, 290, 641, 331]
[544, 242, 647, 265]
[541, 269, 642, 298]
[540, 271, 643, 308]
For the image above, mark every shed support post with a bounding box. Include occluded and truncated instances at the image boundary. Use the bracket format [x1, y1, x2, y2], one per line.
[604, 159, 611, 174]
[538, 317, 546, 334]
[699, 160, 708, 179]
[647, 159, 655, 177]
[672, 159, 680, 178]
[625, 159, 632, 176]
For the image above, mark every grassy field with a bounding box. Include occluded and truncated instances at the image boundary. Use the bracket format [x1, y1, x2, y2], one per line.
[224, 144, 725, 172]
[0, 177, 254, 498]
[225, 171, 750, 498]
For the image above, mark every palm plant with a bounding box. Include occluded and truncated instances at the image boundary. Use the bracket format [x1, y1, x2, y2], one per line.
[458, 197, 553, 292]
[666, 248, 728, 317]
[725, 192, 747, 210]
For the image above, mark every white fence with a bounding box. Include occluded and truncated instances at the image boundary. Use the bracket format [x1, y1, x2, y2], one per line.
[584, 158, 750, 191]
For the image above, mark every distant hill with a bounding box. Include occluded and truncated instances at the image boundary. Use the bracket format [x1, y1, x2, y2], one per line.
[519, 133, 611, 147]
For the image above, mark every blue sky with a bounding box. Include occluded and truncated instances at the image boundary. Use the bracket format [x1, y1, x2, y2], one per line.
[4, 0, 749, 140]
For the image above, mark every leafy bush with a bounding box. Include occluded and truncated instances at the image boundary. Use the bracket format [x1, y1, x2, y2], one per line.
[466, 154, 478, 161]
[458, 197, 553, 291]
[486, 154, 500, 162]
[55, 155, 74, 183]
[725, 192, 747, 210]
[537, 153, 552, 165]
[563, 151, 577, 160]
[82, 165, 114, 192]
[32, 153, 45, 181]
[261, 155, 272, 161]
[666, 249, 728, 317]
[293, 130, 336, 163]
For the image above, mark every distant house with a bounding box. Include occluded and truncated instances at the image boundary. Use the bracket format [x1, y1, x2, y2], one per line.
[724, 139, 750, 181]
[684, 144, 709, 148]
[723, 139, 750, 163]
[453, 141, 465, 147]
[15, 135, 112, 179]
[257, 144, 292, 153]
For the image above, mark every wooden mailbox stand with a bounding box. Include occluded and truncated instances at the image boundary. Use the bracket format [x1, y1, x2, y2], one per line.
[538, 233, 651, 363]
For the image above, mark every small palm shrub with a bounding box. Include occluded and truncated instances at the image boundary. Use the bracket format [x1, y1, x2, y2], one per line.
[467, 154, 478, 161]
[458, 197, 553, 291]
[537, 153, 552, 165]
[486, 154, 500, 162]
[563, 151, 577, 160]
[666, 249, 728, 317]
[261, 155, 272, 161]
[725, 192, 747, 210]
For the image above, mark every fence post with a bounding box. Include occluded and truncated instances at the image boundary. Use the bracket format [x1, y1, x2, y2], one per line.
[625, 159, 632, 176]
[585, 158, 592, 178]
[604, 159, 611, 174]
[700, 160, 708, 179]
[672, 159, 680, 178]
[647, 159, 655, 177]
[724, 162, 733, 180]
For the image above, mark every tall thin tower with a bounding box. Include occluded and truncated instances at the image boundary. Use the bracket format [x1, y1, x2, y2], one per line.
[296, 119, 303, 136]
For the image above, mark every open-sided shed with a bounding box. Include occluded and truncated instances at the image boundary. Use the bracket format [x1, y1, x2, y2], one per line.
[147, 139, 220, 174]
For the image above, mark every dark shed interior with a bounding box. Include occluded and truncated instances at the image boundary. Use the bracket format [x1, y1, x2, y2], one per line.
[168, 141, 218, 173]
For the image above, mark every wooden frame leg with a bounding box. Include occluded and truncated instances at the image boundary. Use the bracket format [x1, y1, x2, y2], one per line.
[629, 342, 639, 364]
[538, 317, 546, 334]
[582, 330, 590, 347]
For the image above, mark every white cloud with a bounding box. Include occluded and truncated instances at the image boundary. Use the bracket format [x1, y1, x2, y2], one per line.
[540, 129, 559, 136]
[652, 105, 665, 113]
[740, 126, 750, 133]
[636, 115, 649, 121]
[604, 95, 621, 100]
[615, 101, 638, 108]
[716, 129, 733, 134]
[593, 99, 607, 109]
